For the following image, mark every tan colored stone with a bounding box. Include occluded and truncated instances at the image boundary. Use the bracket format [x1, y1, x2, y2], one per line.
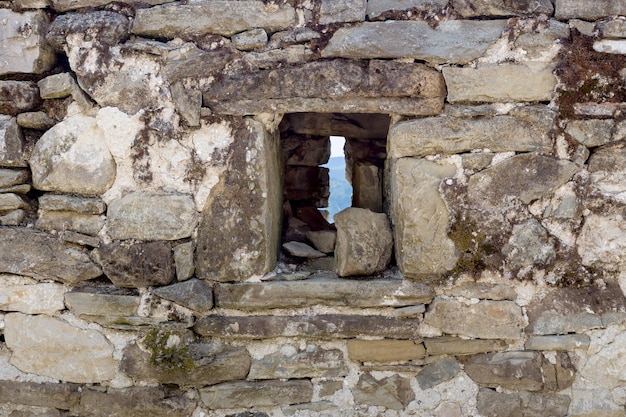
[0, 115, 27, 167]
[0, 169, 29, 188]
[320, 0, 366, 24]
[445, 283, 517, 301]
[200, 380, 313, 409]
[36, 211, 104, 236]
[16, 112, 55, 130]
[452, 0, 553, 17]
[423, 299, 523, 339]
[39, 194, 106, 214]
[525, 334, 590, 351]
[352, 162, 383, 212]
[555, 0, 626, 20]
[0, 81, 41, 116]
[0, 283, 65, 315]
[306, 230, 336, 253]
[0, 10, 54, 76]
[443, 63, 557, 103]
[0, 381, 80, 410]
[173, 242, 194, 281]
[390, 158, 458, 277]
[37, 73, 75, 99]
[565, 119, 614, 147]
[0, 193, 28, 211]
[64, 289, 140, 317]
[4, 313, 116, 383]
[424, 336, 508, 356]
[352, 373, 414, 410]
[578, 214, 626, 272]
[347, 340, 426, 363]
[366, 0, 448, 18]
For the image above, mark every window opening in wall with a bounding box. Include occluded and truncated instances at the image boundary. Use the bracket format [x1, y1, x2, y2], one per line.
[278, 113, 391, 276]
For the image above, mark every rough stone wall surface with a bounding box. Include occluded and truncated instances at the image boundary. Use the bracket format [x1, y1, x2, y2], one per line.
[2, 1, 626, 417]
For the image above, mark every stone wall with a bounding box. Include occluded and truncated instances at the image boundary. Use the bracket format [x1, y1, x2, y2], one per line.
[2, 0, 626, 416]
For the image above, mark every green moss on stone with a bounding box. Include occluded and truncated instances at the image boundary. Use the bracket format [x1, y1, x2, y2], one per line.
[144, 329, 194, 372]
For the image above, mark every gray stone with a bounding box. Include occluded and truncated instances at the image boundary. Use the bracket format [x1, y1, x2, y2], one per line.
[468, 153, 579, 207]
[322, 20, 506, 64]
[249, 344, 348, 379]
[39, 194, 106, 214]
[121, 339, 250, 387]
[284, 166, 329, 205]
[4, 313, 116, 383]
[587, 145, 626, 198]
[282, 402, 337, 416]
[352, 162, 383, 212]
[153, 279, 213, 313]
[366, 0, 448, 18]
[61, 230, 101, 247]
[0, 184, 30, 194]
[565, 119, 614, 147]
[232, 28, 268, 51]
[0, 227, 102, 283]
[601, 19, 626, 38]
[194, 314, 420, 339]
[0, 193, 28, 211]
[196, 119, 282, 282]
[0, 209, 26, 225]
[417, 358, 461, 390]
[0, 283, 65, 315]
[389, 158, 458, 277]
[443, 63, 557, 103]
[526, 334, 590, 351]
[578, 214, 626, 272]
[0, 10, 54, 76]
[94, 241, 174, 288]
[0, 169, 29, 188]
[170, 81, 201, 127]
[445, 283, 517, 301]
[36, 211, 104, 236]
[570, 389, 625, 417]
[555, 0, 626, 20]
[29, 114, 116, 195]
[348, 339, 426, 363]
[133, 1, 297, 38]
[215, 277, 434, 309]
[0, 380, 80, 410]
[388, 107, 554, 158]
[334, 207, 393, 277]
[283, 241, 326, 258]
[477, 388, 571, 417]
[16, 112, 55, 130]
[75, 387, 196, 417]
[282, 134, 330, 167]
[306, 230, 336, 253]
[173, 242, 195, 281]
[0, 81, 40, 116]
[37, 73, 75, 99]
[200, 380, 313, 409]
[595, 41, 626, 57]
[320, 0, 366, 24]
[451, 0, 553, 17]
[46, 11, 131, 48]
[107, 192, 197, 241]
[0, 116, 27, 168]
[515, 20, 569, 60]
[424, 337, 508, 356]
[502, 218, 555, 270]
[580, 330, 626, 389]
[64, 288, 140, 317]
[285, 113, 390, 139]
[423, 299, 523, 339]
[352, 373, 414, 410]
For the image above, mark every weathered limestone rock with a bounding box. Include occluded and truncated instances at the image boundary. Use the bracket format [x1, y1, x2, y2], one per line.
[555, 0, 626, 20]
[417, 358, 462, 390]
[352, 162, 383, 212]
[0, 169, 29, 188]
[502, 218, 555, 270]
[282, 134, 330, 167]
[106, 192, 197, 241]
[36, 211, 104, 236]
[94, 241, 174, 288]
[526, 334, 590, 351]
[0, 228, 102, 283]
[75, 387, 196, 417]
[452, 0, 553, 17]
[424, 336, 508, 356]
[464, 351, 574, 392]
[0, 209, 26, 225]
[121, 340, 250, 387]
[578, 214, 626, 272]
[352, 373, 414, 410]
[0, 81, 40, 116]
[4, 313, 116, 383]
[570, 389, 625, 417]
[587, 145, 626, 198]
[334, 208, 393, 277]
[232, 28, 268, 51]
[0, 381, 80, 410]
[477, 388, 571, 417]
[390, 158, 458, 277]
[61, 231, 100, 247]
[249, 344, 348, 379]
[39, 194, 106, 214]
[173, 242, 194, 281]
[423, 299, 523, 339]
[444, 63, 556, 103]
[64, 288, 140, 317]
[306, 230, 336, 253]
[283, 241, 326, 258]
[388, 107, 554, 158]
[0, 283, 65, 315]
[347, 340, 426, 363]
[0, 115, 27, 167]
[366, 0, 448, 19]
[200, 380, 313, 409]
[445, 283, 517, 301]
[0, 193, 27, 211]
[566, 119, 614, 147]
[0, 10, 54, 76]
[468, 153, 579, 208]
[322, 20, 506, 64]
[46, 11, 131, 49]
[16, 112, 55, 130]
[194, 314, 420, 339]
[153, 279, 213, 313]
[580, 331, 626, 389]
[215, 277, 434, 309]
[133, 1, 297, 37]
[196, 118, 281, 282]
[320, 0, 366, 24]
[37, 73, 75, 99]
[29, 114, 116, 195]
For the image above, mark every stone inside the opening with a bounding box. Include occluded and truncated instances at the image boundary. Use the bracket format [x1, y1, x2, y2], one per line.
[275, 113, 394, 281]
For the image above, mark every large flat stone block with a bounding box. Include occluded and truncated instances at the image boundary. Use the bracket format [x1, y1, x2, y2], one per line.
[322, 20, 506, 64]
[200, 380, 313, 409]
[249, 344, 348, 379]
[0, 381, 80, 410]
[555, 0, 626, 20]
[347, 340, 426, 363]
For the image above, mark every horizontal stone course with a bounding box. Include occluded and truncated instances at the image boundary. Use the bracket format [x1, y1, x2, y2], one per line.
[200, 380, 313, 409]
[347, 340, 426, 363]
[0, 380, 81, 410]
